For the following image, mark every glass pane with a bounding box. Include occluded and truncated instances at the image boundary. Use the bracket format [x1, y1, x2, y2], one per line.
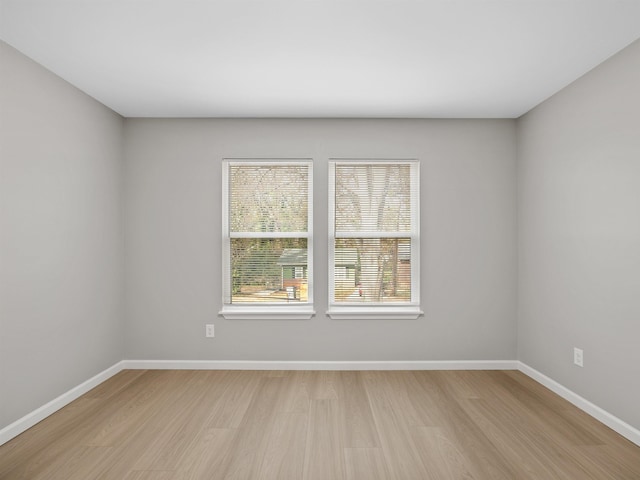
[230, 165, 308, 233]
[334, 238, 411, 303]
[335, 164, 410, 233]
[231, 238, 308, 303]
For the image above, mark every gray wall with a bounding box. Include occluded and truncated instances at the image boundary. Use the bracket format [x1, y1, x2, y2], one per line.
[124, 118, 517, 361]
[0, 42, 124, 429]
[517, 38, 640, 428]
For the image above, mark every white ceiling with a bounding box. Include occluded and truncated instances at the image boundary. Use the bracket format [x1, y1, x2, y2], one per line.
[2, 1, 640, 118]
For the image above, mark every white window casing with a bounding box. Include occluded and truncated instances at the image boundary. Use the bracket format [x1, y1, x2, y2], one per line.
[220, 159, 314, 320]
[328, 159, 423, 320]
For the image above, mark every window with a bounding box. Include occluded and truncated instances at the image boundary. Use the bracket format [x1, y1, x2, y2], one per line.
[328, 159, 422, 319]
[220, 159, 314, 319]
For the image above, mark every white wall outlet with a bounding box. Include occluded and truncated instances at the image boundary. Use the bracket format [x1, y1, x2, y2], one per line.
[205, 324, 215, 338]
[573, 347, 583, 367]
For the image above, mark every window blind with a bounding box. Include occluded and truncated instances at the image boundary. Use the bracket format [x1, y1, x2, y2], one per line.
[230, 164, 309, 234]
[330, 161, 419, 305]
[224, 161, 312, 305]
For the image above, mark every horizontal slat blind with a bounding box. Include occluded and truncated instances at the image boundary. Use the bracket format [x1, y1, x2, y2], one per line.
[225, 161, 311, 305]
[230, 165, 308, 233]
[331, 161, 418, 304]
[333, 238, 411, 302]
[335, 164, 411, 233]
[231, 238, 308, 302]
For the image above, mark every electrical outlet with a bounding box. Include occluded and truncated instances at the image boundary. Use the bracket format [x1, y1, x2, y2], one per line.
[573, 347, 583, 367]
[205, 324, 215, 338]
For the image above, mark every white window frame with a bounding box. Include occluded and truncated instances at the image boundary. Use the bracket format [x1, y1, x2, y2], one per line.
[219, 158, 314, 320]
[327, 159, 422, 320]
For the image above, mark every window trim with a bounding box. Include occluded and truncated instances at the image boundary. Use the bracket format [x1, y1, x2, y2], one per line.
[326, 305, 423, 320]
[327, 158, 422, 320]
[219, 158, 315, 320]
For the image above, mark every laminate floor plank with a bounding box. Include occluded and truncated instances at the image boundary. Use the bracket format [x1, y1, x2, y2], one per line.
[133, 371, 234, 471]
[205, 371, 265, 429]
[0, 398, 102, 479]
[459, 373, 610, 479]
[344, 447, 391, 480]
[277, 371, 310, 414]
[503, 369, 579, 410]
[563, 406, 640, 448]
[459, 398, 588, 480]
[85, 370, 192, 447]
[173, 427, 237, 480]
[256, 412, 308, 480]
[403, 380, 490, 480]
[1, 370, 639, 480]
[486, 371, 604, 446]
[6, 379, 164, 480]
[335, 371, 381, 448]
[302, 399, 346, 480]
[219, 377, 287, 480]
[410, 426, 476, 480]
[32, 446, 114, 480]
[86, 372, 211, 480]
[577, 445, 640, 480]
[123, 471, 177, 480]
[84, 370, 148, 400]
[374, 371, 430, 427]
[438, 370, 484, 400]
[402, 372, 445, 427]
[362, 372, 431, 479]
[87, 416, 182, 480]
[303, 370, 339, 400]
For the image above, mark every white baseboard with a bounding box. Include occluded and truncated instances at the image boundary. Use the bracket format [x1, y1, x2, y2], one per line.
[518, 362, 640, 447]
[0, 361, 124, 446]
[122, 359, 519, 371]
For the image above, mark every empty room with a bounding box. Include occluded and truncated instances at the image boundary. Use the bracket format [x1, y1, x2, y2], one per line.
[1, 1, 639, 478]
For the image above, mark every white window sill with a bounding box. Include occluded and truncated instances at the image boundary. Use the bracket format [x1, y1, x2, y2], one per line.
[326, 306, 423, 320]
[219, 306, 315, 320]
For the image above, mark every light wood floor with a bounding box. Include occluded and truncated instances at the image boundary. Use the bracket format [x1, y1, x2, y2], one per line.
[1, 370, 639, 479]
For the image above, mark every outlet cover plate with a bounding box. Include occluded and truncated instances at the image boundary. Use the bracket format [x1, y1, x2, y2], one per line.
[206, 324, 215, 338]
[574, 347, 583, 367]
